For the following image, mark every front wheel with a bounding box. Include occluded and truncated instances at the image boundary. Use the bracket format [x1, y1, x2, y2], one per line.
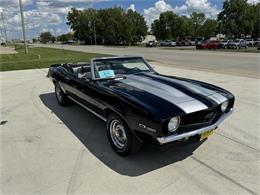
[106, 114, 142, 156]
[55, 82, 70, 106]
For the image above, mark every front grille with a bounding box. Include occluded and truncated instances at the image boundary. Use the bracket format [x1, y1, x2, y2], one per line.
[176, 106, 223, 133]
[182, 106, 221, 124]
[161, 106, 224, 136]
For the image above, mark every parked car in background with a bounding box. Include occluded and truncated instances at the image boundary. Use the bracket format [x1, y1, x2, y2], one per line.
[227, 39, 248, 49]
[188, 40, 196, 46]
[160, 40, 176, 47]
[146, 40, 157, 47]
[220, 40, 232, 49]
[255, 41, 260, 50]
[160, 40, 169, 46]
[168, 40, 177, 46]
[253, 38, 260, 46]
[177, 40, 189, 46]
[196, 40, 221, 49]
[245, 39, 254, 47]
[195, 37, 205, 45]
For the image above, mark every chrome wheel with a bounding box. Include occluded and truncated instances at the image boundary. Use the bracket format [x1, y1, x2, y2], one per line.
[55, 84, 62, 103]
[109, 119, 127, 149]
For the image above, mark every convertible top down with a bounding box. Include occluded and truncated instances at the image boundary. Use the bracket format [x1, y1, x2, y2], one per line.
[48, 56, 234, 156]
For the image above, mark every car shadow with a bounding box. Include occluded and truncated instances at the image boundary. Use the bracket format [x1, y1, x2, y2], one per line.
[40, 93, 204, 177]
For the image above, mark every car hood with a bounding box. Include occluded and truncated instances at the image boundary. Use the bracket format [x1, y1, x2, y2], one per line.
[101, 73, 232, 119]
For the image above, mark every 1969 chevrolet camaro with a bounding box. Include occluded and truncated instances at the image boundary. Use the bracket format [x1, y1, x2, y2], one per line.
[48, 56, 234, 156]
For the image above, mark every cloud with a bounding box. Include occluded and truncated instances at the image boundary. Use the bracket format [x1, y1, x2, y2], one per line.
[127, 4, 136, 12]
[0, 0, 109, 39]
[247, 0, 260, 4]
[1, 10, 62, 34]
[143, 0, 220, 27]
[173, 0, 220, 18]
[144, 0, 173, 27]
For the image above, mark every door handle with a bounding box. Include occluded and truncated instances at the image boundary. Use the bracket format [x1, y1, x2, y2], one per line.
[65, 77, 71, 82]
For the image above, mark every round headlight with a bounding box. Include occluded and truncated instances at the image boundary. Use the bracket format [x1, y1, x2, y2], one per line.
[168, 117, 180, 132]
[221, 100, 229, 112]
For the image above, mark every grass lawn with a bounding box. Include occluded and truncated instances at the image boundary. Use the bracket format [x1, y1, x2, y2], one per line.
[0, 47, 107, 71]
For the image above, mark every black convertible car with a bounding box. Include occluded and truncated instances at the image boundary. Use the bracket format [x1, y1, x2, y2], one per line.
[48, 56, 234, 156]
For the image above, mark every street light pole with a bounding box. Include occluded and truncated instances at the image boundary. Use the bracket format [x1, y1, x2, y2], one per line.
[19, 0, 28, 54]
[1, 12, 8, 43]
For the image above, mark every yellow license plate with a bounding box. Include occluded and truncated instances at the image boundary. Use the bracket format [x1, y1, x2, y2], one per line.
[200, 129, 214, 141]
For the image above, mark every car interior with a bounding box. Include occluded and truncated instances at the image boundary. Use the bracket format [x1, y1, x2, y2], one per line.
[63, 63, 92, 80]
[65, 59, 150, 81]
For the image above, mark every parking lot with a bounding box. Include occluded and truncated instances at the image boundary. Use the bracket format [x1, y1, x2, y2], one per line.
[1, 47, 259, 194]
[35, 44, 260, 79]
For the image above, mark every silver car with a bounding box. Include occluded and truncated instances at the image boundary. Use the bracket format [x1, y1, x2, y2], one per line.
[228, 39, 248, 49]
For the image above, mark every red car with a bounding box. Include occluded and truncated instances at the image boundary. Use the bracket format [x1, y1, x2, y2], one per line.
[196, 40, 221, 49]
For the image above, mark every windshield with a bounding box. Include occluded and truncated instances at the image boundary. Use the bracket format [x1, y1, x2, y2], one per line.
[93, 57, 152, 79]
[234, 39, 240, 42]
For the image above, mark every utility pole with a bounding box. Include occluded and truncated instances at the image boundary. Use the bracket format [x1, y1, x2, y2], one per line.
[94, 20, 96, 45]
[19, 0, 28, 54]
[1, 12, 8, 43]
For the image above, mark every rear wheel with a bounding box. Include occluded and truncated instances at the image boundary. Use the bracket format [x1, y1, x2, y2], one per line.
[55, 82, 70, 106]
[106, 113, 142, 156]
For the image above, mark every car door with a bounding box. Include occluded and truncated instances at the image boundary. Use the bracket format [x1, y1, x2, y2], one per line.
[70, 75, 105, 116]
[59, 67, 79, 97]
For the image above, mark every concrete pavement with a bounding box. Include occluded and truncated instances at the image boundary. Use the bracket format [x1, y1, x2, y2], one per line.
[33, 44, 260, 79]
[0, 46, 17, 54]
[0, 65, 259, 194]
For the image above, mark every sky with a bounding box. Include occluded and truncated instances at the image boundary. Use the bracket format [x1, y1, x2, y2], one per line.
[0, 0, 259, 40]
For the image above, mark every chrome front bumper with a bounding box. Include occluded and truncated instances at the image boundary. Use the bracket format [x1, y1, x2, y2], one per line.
[157, 108, 233, 144]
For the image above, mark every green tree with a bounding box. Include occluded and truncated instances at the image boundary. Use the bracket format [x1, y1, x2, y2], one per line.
[51, 36, 56, 43]
[251, 2, 260, 37]
[190, 12, 206, 36]
[151, 11, 177, 40]
[218, 0, 256, 37]
[200, 19, 218, 38]
[40, 32, 52, 44]
[57, 33, 73, 43]
[126, 9, 148, 44]
[67, 7, 147, 45]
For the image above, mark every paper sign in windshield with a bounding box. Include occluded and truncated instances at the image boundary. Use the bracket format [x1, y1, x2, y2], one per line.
[98, 70, 115, 79]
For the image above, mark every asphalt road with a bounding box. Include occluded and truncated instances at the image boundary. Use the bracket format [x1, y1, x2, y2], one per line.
[34, 44, 260, 79]
[1, 64, 259, 194]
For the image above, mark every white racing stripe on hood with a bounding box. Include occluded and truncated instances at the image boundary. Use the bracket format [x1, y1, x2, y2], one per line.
[147, 73, 228, 105]
[122, 75, 208, 113]
[207, 93, 228, 104]
[148, 73, 216, 96]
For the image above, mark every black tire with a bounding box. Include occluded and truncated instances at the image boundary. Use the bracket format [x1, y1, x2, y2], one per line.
[106, 113, 142, 156]
[55, 82, 70, 106]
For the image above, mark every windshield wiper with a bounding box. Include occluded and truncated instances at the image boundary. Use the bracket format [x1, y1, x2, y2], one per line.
[96, 75, 125, 81]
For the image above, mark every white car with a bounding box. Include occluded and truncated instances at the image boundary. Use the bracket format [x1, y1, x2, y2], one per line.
[245, 39, 254, 47]
[169, 40, 177, 46]
[160, 40, 176, 47]
[221, 40, 232, 48]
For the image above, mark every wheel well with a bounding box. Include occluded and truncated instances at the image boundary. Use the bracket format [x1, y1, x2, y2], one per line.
[104, 108, 119, 118]
[104, 108, 143, 143]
